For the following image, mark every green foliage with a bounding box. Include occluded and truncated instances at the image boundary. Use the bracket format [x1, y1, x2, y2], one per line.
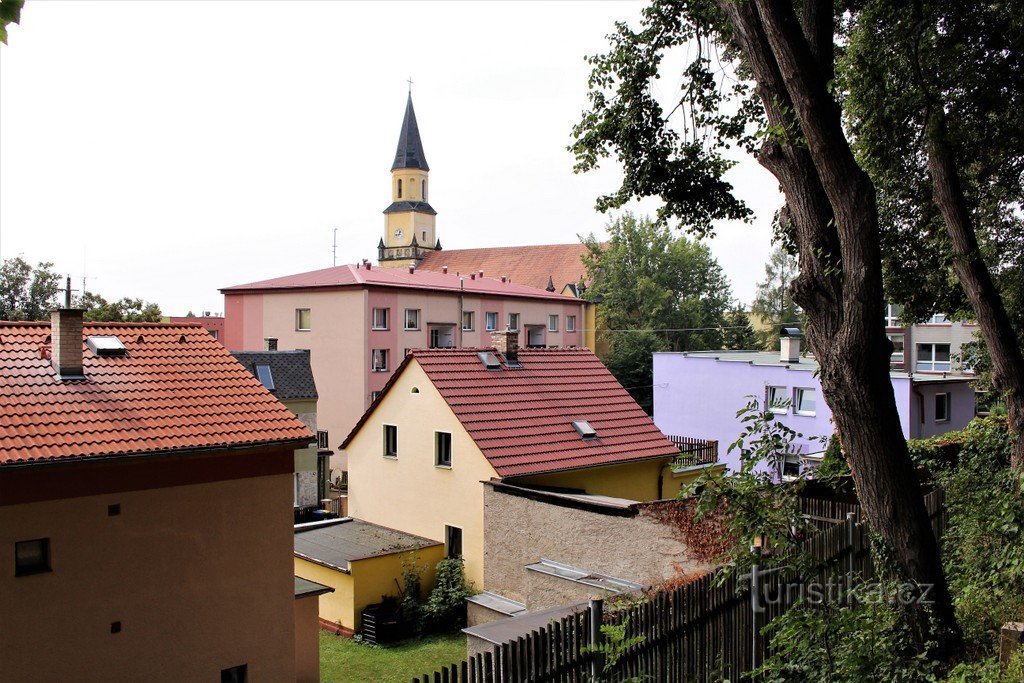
[582, 617, 647, 683]
[750, 246, 806, 350]
[77, 291, 162, 322]
[683, 396, 816, 577]
[721, 303, 758, 351]
[422, 557, 473, 632]
[581, 212, 733, 410]
[0, 0, 23, 44]
[756, 588, 938, 683]
[816, 433, 851, 482]
[399, 553, 426, 632]
[0, 257, 61, 321]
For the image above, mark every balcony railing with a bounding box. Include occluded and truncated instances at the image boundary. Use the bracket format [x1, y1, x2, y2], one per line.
[666, 435, 718, 467]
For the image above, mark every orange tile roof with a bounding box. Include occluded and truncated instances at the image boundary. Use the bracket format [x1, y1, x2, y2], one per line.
[343, 347, 679, 477]
[417, 244, 594, 293]
[0, 322, 314, 466]
[220, 263, 576, 302]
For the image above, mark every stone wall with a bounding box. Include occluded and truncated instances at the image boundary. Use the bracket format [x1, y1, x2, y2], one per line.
[482, 483, 713, 611]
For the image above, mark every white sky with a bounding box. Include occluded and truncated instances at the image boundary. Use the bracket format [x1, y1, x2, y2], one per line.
[0, 1, 780, 315]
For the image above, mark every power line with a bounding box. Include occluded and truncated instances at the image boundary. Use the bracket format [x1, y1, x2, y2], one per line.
[595, 321, 805, 334]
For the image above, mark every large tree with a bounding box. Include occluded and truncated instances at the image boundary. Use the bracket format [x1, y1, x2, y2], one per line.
[582, 212, 733, 410]
[571, 0, 960, 651]
[77, 292, 162, 323]
[839, 0, 1024, 472]
[750, 245, 804, 349]
[0, 257, 61, 321]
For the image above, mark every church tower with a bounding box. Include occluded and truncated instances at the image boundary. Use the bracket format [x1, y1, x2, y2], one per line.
[378, 93, 440, 268]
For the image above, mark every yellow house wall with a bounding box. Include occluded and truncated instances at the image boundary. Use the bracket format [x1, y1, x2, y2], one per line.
[294, 545, 444, 632]
[0, 474, 295, 682]
[509, 458, 671, 502]
[347, 360, 498, 588]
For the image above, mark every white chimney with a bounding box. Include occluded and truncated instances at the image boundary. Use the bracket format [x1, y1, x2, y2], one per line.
[779, 327, 803, 363]
[264, 337, 278, 351]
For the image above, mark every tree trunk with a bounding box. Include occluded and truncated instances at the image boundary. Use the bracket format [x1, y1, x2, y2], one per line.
[926, 112, 1024, 472]
[718, 0, 962, 653]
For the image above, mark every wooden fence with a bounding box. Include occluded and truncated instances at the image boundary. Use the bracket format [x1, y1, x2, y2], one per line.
[667, 435, 719, 467]
[413, 489, 946, 683]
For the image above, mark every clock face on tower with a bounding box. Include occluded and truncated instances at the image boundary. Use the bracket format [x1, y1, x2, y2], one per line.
[393, 229, 404, 240]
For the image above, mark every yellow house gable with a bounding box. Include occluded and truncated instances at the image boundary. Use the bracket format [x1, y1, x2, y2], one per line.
[345, 359, 498, 588]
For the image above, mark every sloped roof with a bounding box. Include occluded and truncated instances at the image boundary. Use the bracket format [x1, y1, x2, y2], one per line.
[294, 519, 441, 570]
[417, 243, 595, 293]
[344, 348, 680, 477]
[231, 350, 318, 401]
[392, 94, 429, 171]
[0, 321, 313, 466]
[221, 263, 576, 303]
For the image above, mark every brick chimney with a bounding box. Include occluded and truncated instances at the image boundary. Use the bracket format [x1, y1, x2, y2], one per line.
[491, 329, 520, 362]
[264, 337, 278, 351]
[51, 309, 85, 379]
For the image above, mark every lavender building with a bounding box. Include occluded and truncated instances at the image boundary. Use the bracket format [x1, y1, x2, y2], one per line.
[653, 333, 976, 476]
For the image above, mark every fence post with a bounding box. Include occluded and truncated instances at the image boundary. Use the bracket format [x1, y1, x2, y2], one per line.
[750, 545, 762, 673]
[589, 598, 604, 681]
[846, 512, 856, 587]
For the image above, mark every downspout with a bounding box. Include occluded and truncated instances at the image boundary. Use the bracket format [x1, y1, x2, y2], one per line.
[458, 277, 465, 349]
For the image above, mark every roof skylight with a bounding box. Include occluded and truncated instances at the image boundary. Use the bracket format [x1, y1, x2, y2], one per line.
[86, 336, 127, 357]
[255, 364, 275, 391]
[571, 420, 597, 439]
[477, 351, 501, 370]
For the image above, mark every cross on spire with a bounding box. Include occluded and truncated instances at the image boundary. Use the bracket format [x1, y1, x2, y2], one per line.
[407, 76, 414, 94]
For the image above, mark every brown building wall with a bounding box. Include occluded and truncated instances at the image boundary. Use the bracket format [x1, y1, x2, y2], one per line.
[294, 596, 321, 683]
[0, 466, 296, 681]
[482, 483, 713, 611]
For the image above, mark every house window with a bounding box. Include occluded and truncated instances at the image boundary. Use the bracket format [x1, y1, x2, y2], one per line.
[435, 431, 452, 468]
[445, 525, 463, 559]
[781, 453, 802, 481]
[404, 308, 420, 330]
[371, 349, 389, 372]
[372, 307, 389, 330]
[296, 308, 311, 331]
[15, 538, 50, 577]
[507, 313, 520, 331]
[566, 315, 577, 332]
[935, 393, 951, 422]
[209, 329, 219, 339]
[548, 314, 559, 332]
[794, 388, 816, 416]
[221, 664, 248, 683]
[397, 179, 403, 198]
[254, 364, 275, 391]
[916, 343, 951, 372]
[485, 312, 498, 331]
[887, 333, 905, 364]
[884, 303, 902, 328]
[766, 386, 787, 414]
[370, 391, 381, 402]
[429, 325, 455, 348]
[462, 311, 475, 331]
[526, 326, 545, 348]
[927, 313, 950, 324]
[383, 424, 398, 458]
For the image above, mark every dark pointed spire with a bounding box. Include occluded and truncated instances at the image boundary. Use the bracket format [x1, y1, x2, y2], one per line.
[546, 275, 556, 292]
[392, 94, 429, 171]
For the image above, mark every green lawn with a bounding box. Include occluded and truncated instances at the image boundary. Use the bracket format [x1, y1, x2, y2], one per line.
[319, 631, 467, 683]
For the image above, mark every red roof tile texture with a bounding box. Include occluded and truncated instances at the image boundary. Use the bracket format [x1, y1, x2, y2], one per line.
[406, 348, 679, 477]
[417, 244, 593, 293]
[0, 322, 314, 466]
[220, 263, 576, 302]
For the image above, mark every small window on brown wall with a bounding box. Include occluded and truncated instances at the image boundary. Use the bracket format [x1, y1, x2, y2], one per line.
[15, 538, 51, 577]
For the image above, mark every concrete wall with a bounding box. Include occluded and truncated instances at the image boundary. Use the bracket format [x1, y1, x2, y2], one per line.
[294, 595, 321, 683]
[286, 398, 321, 507]
[908, 381, 978, 439]
[0, 473, 295, 681]
[346, 360, 499, 588]
[482, 484, 713, 611]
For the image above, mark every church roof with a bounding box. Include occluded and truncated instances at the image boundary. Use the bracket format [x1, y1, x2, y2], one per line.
[391, 94, 429, 172]
[383, 200, 437, 216]
[417, 243, 597, 294]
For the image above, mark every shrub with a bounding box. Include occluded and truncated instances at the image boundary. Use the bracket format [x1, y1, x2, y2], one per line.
[423, 557, 473, 632]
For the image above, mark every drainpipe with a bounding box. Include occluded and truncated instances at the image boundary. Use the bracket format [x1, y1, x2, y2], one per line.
[458, 278, 465, 349]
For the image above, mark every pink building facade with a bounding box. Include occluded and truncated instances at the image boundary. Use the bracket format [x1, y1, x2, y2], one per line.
[222, 263, 584, 473]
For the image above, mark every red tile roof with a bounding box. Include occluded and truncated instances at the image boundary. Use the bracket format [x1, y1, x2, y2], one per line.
[221, 263, 576, 302]
[417, 244, 594, 293]
[343, 347, 679, 477]
[0, 322, 314, 466]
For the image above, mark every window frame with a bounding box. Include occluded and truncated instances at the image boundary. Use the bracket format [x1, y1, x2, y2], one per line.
[485, 312, 498, 331]
[404, 308, 421, 331]
[462, 310, 475, 331]
[766, 385, 788, 414]
[793, 387, 817, 416]
[371, 348, 389, 372]
[935, 393, 951, 423]
[887, 333, 905, 364]
[254, 364, 275, 391]
[14, 538, 51, 577]
[548, 314, 559, 332]
[371, 307, 390, 331]
[435, 431, 453, 468]
[295, 308, 311, 331]
[566, 315, 577, 332]
[884, 303, 902, 328]
[916, 343, 952, 372]
[383, 424, 398, 458]
[445, 525, 463, 559]
[507, 313, 520, 331]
